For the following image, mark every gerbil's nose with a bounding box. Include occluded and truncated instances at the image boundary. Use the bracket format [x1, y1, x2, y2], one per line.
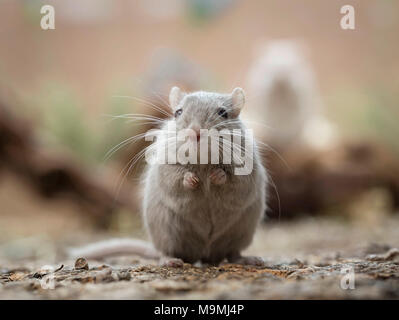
[189, 124, 201, 142]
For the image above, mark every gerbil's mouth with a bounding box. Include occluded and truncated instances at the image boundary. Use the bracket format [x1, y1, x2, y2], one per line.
[188, 130, 201, 143]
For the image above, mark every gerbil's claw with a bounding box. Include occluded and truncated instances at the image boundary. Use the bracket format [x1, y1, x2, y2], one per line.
[183, 172, 200, 189]
[160, 257, 184, 268]
[209, 168, 227, 185]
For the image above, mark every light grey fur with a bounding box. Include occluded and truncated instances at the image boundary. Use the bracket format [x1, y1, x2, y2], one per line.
[143, 88, 268, 264]
[69, 88, 268, 266]
[68, 239, 160, 260]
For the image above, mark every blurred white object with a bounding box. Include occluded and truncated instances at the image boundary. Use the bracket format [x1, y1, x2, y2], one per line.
[302, 114, 337, 150]
[137, 0, 183, 20]
[142, 48, 212, 99]
[246, 40, 337, 150]
[54, 0, 114, 24]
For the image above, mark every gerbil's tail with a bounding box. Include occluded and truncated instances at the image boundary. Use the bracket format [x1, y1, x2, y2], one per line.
[67, 238, 161, 260]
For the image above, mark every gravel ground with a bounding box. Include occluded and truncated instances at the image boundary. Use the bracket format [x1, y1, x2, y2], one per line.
[1, 216, 398, 299]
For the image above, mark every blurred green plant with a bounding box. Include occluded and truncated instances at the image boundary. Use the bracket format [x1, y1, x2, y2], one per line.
[327, 84, 399, 156]
[97, 93, 141, 163]
[34, 84, 97, 162]
[21, 0, 44, 25]
[186, 0, 236, 25]
[27, 82, 140, 165]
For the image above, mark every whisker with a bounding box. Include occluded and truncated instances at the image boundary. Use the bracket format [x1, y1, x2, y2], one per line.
[111, 95, 172, 118]
[255, 141, 291, 171]
[267, 172, 281, 223]
[146, 90, 170, 110]
[107, 113, 165, 121]
[114, 143, 157, 198]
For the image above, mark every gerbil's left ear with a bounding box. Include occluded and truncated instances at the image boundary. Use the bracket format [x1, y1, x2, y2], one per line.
[231, 87, 245, 117]
[169, 86, 185, 110]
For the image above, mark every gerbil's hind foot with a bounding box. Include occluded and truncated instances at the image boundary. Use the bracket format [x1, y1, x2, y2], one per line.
[160, 257, 184, 268]
[183, 172, 200, 189]
[228, 255, 265, 267]
[209, 168, 226, 185]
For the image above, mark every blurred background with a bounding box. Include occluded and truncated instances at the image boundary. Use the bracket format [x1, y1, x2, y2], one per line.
[0, 0, 399, 264]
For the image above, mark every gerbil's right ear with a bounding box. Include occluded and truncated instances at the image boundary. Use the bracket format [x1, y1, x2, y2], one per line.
[169, 86, 185, 110]
[231, 87, 245, 117]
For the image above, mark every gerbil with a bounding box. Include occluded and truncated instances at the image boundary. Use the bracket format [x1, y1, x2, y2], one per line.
[70, 87, 268, 267]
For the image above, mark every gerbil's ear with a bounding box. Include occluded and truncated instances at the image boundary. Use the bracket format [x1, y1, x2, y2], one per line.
[231, 87, 245, 117]
[169, 86, 185, 110]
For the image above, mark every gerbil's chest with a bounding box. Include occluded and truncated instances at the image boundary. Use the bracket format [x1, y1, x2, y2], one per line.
[190, 165, 242, 211]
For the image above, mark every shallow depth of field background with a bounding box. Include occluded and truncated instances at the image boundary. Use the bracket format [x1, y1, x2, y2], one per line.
[0, 0, 398, 261]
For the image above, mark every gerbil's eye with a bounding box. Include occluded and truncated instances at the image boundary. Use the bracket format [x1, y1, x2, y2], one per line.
[217, 108, 228, 119]
[174, 108, 183, 117]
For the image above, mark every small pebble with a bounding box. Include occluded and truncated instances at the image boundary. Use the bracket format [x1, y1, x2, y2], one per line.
[117, 271, 132, 281]
[74, 258, 89, 270]
[95, 267, 114, 283]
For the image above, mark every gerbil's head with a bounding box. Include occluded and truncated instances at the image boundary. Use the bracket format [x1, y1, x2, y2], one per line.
[150, 87, 251, 167]
[168, 87, 246, 136]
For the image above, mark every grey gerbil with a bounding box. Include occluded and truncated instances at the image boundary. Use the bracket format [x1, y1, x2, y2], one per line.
[70, 87, 268, 267]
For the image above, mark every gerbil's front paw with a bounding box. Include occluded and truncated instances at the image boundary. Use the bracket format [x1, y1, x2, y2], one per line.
[160, 257, 184, 268]
[209, 168, 227, 185]
[183, 172, 199, 189]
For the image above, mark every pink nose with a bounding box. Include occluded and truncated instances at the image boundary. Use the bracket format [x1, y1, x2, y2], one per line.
[189, 125, 201, 142]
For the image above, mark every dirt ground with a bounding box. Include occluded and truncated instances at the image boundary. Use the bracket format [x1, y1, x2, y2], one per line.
[1, 216, 398, 299]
